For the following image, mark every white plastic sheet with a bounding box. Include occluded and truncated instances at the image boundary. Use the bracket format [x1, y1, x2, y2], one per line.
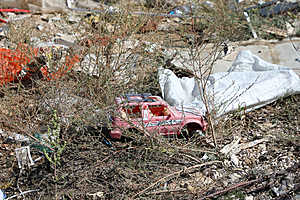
[159, 50, 300, 116]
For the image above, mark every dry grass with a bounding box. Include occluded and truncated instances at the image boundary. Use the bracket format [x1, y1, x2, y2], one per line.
[0, 0, 299, 199]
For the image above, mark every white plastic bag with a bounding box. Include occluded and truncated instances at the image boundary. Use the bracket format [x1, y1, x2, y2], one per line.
[159, 50, 300, 116]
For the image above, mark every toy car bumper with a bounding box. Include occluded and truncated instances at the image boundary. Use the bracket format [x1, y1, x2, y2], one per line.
[110, 128, 122, 139]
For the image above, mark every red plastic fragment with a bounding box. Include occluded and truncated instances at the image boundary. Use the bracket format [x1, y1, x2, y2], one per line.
[0, 9, 30, 23]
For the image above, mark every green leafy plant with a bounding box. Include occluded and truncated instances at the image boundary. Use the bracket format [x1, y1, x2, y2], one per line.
[43, 110, 66, 181]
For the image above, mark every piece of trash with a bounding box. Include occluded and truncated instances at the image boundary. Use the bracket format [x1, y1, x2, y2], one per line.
[31, 133, 54, 153]
[220, 136, 241, 155]
[233, 138, 268, 154]
[87, 191, 104, 198]
[245, 0, 300, 18]
[0, 46, 46, 85]
[201, 153, 209, 160]
[0, 25, 9, 33]
[0, 9, 30, 23]
[169, 4, 196, 16]
[243, 11, 258, 39]
[37, 25, 44, 31]
[67, 0, 76, 9]
[15, 146, 35, 169]
[159, 50, 300, 117]
[221, 137, 268, 156]
[230, 154, 239, 166]
[245, 195, 254, 200]
[8, 133, 30, 143]
[0, 189, 6, 200]
[0, 45, 80, 85]
[0, 129, 30, 143]
[102, 137, 112, 147]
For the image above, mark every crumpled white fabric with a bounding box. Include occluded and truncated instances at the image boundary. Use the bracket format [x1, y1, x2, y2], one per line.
[159, 50, 300, 116]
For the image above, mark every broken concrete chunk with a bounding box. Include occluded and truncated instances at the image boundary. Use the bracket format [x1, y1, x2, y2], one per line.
[0, 0, 67, 11]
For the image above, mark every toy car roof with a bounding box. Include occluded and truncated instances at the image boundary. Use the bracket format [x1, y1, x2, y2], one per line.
[115, 93, 161, 104]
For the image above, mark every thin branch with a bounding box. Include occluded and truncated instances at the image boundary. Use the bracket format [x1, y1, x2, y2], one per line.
[181, 153, 202, 163]
[176, 147, 218, 154]
[131, 160, 222, 199]
[199, 179, 261, 200]
[6, 189, 39, 200]
[146, 188, 187, 195]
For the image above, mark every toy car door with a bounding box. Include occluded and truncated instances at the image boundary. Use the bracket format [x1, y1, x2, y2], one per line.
[144, 104, 177, 135]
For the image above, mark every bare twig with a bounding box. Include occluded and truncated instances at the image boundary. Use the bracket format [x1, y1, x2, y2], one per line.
[199, 179, 261, 200]
[181, 153, 202, 163]
[146, 188, 187, 195]
[176, 147, 218, 154]
[131, 161, 222, 199]
[6, 189, 39, 200]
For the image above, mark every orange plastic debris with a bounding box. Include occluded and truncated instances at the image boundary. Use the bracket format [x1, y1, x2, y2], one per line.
[0, 46, 80, 85]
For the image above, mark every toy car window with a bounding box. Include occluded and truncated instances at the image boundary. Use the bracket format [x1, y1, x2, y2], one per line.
[148, 105, 170, 117]
[122, 105, 142, 118]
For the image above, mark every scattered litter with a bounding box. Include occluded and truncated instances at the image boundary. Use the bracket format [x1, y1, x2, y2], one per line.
[246, 0, 300, 17]
[8, 133, 30, 143]
[235, 138, 269, 154]
[102, 137, 112, 148]
[221, 137, 269, 155]
[49, 16, 61, 23]
[0, 47, 46, 85]
[15, 146, 35, 169]
[230, 154, 239, 166]
[0, 25, 9, 33]
[68, 2, 203, 18]
[245, 196, 254, 200]
[169, 4, 196, 16]
[87, 191, 104, 198]
[201, 153, 209, 160]
[220, 137, 241, 155]
[0, 190, 6, 200]
[220, 136, 269, 166]
[31, 133, 55, 153]
[5, 189, 39, 200]
[37, 24, 44, 31]
[0, 129, 30, 143]
[0, 9, 30, 23]
[243, 11, 258, 39]
[243, 0, 300, 38]
[0, 46, 80, 85]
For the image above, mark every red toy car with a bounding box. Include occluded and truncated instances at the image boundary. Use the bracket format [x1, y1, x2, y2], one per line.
[110, 94, 208, 139]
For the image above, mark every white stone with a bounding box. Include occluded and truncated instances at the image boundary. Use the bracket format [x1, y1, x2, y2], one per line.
[245, 195, 254, 200]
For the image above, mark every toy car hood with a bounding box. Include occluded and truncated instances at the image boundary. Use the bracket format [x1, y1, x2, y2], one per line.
[174, 106, 205, 117]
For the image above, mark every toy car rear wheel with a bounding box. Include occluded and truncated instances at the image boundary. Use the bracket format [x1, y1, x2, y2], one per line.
[180, 125, 195, 138]
[180, 123, 203, 138]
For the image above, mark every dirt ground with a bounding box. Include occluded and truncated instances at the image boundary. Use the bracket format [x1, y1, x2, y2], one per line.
[0, 1, 300, 199]
[1, 93, 299, 199]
